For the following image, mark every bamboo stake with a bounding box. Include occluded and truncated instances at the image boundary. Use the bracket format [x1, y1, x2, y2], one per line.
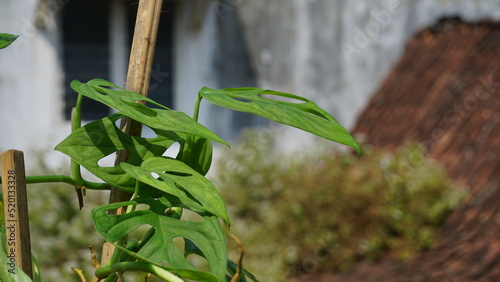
[101, 0, 164, 265]
[1, 150, 33, 279]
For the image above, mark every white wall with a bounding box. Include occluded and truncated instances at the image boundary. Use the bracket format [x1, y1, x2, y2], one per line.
[173, 0, 219, 127]
[236, 0, 500, 151]
[1, 0, 499, 165]
[0, 0, 65, 152]
[0, 0, 130, 170]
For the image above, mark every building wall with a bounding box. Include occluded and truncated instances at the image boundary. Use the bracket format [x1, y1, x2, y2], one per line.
[0, 0, 499, 167]
[236, 0, 500, 150]
[0, 0, 65, 156]
[174, 0, 264, 141]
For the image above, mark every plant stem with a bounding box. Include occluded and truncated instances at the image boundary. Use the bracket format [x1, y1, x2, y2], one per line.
[70, 94, 85, 187]
[119, 227, 156, 262]
[71, 267, 87, 282]
[105, 237, 126, 268]
[125, 180, 141, 214]
[0, 175, 110, 189]
[136, 227, 156, 250]
[95, 262, 183, 282]
[32, 254, 42, 282]
[108, 181, 142, 265]
[193, 95, 203, 121]
[19, 175, 110, 190]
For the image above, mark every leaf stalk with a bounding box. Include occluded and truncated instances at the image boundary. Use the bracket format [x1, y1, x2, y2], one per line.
[95, 262, 183, 282]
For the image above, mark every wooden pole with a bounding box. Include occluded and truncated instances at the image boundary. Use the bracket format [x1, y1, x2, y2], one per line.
[1, 150, 33, 278]
[101, 0, 164, 265]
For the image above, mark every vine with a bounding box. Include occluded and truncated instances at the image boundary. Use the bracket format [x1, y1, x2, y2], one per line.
[0, 33, 360, 281]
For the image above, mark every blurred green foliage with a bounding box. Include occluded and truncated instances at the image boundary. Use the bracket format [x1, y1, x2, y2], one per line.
[216, 129, 468, 280]
[25, 161, 107, 282]
[1, 128, 467, 281]
[23, 162, 160, 282]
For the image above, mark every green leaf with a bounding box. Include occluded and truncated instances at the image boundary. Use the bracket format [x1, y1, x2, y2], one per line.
[55, 114, 180, 192]
[226, 260, 260, 282]
[111, 248, 220, 282]
[199, 87, 361, 155]
[0, 245, 32, 282]
[70, 79, 227, 146]
[92, 197, 228, 281]
[177, 135, 213, 176]
[184, 242, 259, 282]
[0, 33, 18, 49]
[120, 157, 229, 225]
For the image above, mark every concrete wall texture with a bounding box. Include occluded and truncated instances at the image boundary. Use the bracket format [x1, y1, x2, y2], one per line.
[0, 0, 499, 166]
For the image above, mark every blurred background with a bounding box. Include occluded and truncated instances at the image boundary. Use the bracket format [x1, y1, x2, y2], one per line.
[0, 0, 499, 281]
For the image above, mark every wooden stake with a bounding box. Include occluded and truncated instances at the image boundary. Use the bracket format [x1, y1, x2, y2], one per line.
[1, 150, 33, 278]
[102, 0, 164, 265]
[109, 0, 164, 213]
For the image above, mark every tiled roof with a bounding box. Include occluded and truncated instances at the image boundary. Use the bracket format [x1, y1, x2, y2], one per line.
[320, 17, 500, 281]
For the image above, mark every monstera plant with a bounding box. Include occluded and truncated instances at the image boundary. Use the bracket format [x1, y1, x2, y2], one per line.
[0, 33, 360, 281]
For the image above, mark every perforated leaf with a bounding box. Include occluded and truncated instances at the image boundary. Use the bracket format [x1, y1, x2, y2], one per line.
[55, 114, 180, 192]
[0, 245, 32, 282]
[199, 87, 361, 155]
[120, 157, 229, 225]
[70, 79, 227, 146]
[177, 135, 213, 176]
[92, 197, 227, 281]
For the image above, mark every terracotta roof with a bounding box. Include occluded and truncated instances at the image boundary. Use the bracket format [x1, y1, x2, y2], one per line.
[317, 17, 500, 281]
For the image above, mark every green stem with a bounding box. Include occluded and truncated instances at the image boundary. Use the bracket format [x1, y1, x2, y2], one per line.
[136, 227, 156, 250]
[107, 181, 142, 265]
[0, 94, 110, 191]
[105, 237, 126, 268]
[193, 95, 203, 121]
[22, 175, 110, 190]
[125, 180, 141, 214]
[32, 254, 42, 282]
[73, 93, 83, 129]
[103, 273, 118, 282]
[95, 262, 183, 282]
[70, 94, 85, 187]
[0, 175, 110, 190]
[119, 227, 155, 262]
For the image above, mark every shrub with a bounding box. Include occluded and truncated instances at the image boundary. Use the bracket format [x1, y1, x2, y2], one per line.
[25, 161, 106, 281]
[216, 129, 468, 280]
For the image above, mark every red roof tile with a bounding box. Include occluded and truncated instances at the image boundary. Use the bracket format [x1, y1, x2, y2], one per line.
[319, 17, 500, 281]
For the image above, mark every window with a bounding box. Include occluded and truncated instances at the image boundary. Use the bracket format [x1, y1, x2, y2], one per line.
[62, 0, 174, 120]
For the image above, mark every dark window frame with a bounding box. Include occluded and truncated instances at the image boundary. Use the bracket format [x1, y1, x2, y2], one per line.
[62, 0, 175, 121]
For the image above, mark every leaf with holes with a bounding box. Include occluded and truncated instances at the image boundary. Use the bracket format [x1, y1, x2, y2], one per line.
[177, 135, 213, 176]
[183, 240, 259, 282]
[0, 245, 32, 282]
[70, 79, 227, 146]
[120, 157, 229, 225]
[226, 259, 259, 282]
[54, 114, 181, 192]
[92, 197, 227, 282]
[199, 87, 361, 155]
[0, 33, 18, 49]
